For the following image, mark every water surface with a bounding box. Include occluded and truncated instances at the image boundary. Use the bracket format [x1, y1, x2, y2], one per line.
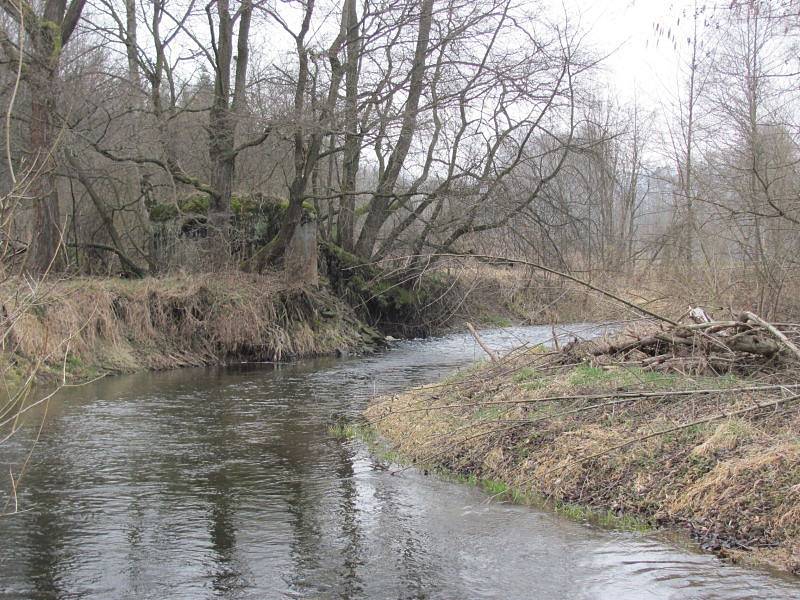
[1, 324, 798, 599]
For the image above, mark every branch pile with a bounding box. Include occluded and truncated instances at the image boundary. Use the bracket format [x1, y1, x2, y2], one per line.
[564, 310, 800, 376]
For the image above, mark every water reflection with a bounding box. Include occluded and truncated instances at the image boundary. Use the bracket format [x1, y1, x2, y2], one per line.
[0, 325, 798, 599]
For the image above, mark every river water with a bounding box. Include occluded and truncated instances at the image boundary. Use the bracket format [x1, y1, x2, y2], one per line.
[0, 324, 798, 599]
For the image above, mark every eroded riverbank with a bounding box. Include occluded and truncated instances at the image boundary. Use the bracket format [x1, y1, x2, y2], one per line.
[0, 273, 384, 386]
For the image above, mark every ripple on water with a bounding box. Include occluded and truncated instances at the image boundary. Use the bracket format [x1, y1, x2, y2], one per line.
[0, 325, 798, 599]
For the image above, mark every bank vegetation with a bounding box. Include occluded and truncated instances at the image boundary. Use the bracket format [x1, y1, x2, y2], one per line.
[367, 313, 800, 575]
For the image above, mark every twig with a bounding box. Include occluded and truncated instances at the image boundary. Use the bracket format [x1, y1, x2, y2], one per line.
[526, 392, 800, 485]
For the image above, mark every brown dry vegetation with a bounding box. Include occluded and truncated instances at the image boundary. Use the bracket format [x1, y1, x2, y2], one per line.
[0, 272, 378, 385]
[2, 259, 795, 388]
[0, 262, 615, 392]
[441, 259, 800, 331]
[365, 332, 800, 575]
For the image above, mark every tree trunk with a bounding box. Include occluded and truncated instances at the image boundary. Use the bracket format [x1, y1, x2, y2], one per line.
[337, 0, 360, 252]
[208, 0, 251, 222]
[208, 0, 234, 215]
[124, 0, 140, 90]
[354, 0, 434, 258]
[27, 22, 64, 273]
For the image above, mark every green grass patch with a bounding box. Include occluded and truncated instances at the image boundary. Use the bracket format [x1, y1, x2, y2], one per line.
[554, 502, 653, 532]
[328, 420, 408, 465]
[512, 366, 549, 391]
[568, 365, 620, 386]
[442, 467, 653, 532]
[482, 315, 513, 328]
[473, 405, 509, 421]
[328, 421, 376, 442]
[567, 364, 684, 389]
[512, 367, 540, 383]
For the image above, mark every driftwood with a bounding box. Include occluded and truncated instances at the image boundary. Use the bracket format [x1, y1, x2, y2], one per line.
[567, 310, 800, 375]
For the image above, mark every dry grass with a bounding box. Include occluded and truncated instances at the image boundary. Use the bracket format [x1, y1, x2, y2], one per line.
[455, 258, 800, 329]
[442, 262, 639, 327]
[365, 346, 800, 575]
[431, 259, 800, 331]
[0, 272, 372, 383]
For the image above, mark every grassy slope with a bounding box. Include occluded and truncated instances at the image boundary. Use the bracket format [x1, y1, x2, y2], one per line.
[365, 351, 800, 575]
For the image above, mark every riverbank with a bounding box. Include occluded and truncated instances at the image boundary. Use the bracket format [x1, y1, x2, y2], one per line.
[4, 257, 793, 388]
[365, 328, 800, 576]
[0, 273, 385, 385]
[0, 262, 626, 388]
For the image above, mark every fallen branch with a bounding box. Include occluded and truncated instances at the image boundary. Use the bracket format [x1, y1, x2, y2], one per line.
[741, 311, 800, 362]
[370, 253, 679, 326]
[466, 321, 498, 362]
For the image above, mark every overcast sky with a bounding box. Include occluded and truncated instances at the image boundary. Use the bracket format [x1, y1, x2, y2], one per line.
[561, 0, 700, 105]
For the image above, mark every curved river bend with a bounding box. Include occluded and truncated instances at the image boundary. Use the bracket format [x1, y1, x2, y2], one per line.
[0, 325, 798, 599]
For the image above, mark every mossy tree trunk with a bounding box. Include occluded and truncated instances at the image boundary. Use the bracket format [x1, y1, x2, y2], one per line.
[0, 0, 87, 274]
[252, 0, 346, 271]
[207, 0, 252, 223]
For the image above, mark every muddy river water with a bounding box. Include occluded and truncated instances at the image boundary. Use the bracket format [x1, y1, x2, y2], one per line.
[1, 325, 798, 599]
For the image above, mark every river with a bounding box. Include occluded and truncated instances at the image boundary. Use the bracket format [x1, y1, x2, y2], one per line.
[0, 324, 798, 599]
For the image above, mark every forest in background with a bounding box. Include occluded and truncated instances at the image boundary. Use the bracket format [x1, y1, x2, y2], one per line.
[0, 0, 797, 319]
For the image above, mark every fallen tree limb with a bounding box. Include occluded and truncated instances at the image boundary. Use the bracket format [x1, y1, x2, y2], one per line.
[370, 253, 679, 326]
[741, 311, 800, 362]
[466, 321, 498, 362]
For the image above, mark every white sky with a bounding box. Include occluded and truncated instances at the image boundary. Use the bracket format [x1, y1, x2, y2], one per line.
[560, 0, 701, 105]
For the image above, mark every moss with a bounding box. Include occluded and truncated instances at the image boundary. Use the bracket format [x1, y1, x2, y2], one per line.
[231, 195, 315, 218]
[231, 194, 259, 214]
[232, 194, 283, 216]
[148, 203, 178, 222]
[180, 194, 210, 213]
[40, 20, 62, 62]
[301, 200, 317, 216]
[148, 194, 210, 222]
